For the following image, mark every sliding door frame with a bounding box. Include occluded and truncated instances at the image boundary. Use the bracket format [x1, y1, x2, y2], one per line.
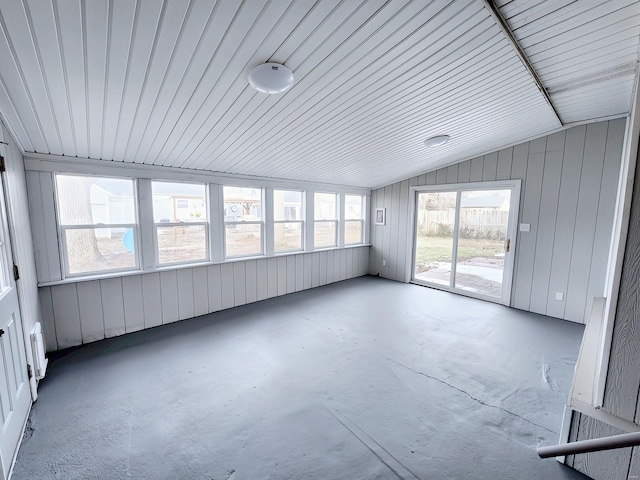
[407, 179, 521, 306]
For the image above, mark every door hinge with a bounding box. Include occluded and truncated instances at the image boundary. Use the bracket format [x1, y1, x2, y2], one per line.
[0, 155, 5, 173]
[13, 264, 19, 281]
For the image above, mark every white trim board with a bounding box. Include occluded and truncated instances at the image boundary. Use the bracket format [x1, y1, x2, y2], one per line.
[23, 153, 371, 195]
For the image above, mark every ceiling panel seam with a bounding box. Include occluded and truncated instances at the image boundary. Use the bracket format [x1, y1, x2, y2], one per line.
[484, 0, 562, 125]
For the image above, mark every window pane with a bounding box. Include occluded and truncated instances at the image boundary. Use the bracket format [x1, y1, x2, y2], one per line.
[274, 190, 302, 221]
[56, 175, 135, 225]
[157, 225, 207, 265]
[65, 227, 136, 275]
[345, 195, 363, 220]
[275, 223, 302, 252]
[314, 193, 336, 220]
[152, 181, 206, 223]
[345, 220, 363, 244]
[314, 221, 336, 248]
[224, 186, 262, 221]
[225, 224, 262, 257]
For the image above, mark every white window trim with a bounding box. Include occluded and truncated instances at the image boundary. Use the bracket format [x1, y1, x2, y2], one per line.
[150, 179, 210, 267]
[314, 192, 339, 250]
[344, 194, 366, 245]
[223, 186, 265, 259]
[54, 173, 141, 279]
[273, 188, 305, 254]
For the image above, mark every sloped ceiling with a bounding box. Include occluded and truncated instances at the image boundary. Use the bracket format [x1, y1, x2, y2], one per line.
[0, 0, 638, 189]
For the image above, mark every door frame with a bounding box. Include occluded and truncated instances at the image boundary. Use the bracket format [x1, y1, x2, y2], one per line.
[407, 179, 521, 306]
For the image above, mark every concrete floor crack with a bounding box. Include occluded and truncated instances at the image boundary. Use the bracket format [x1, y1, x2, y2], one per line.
[390, 360, 557, 436]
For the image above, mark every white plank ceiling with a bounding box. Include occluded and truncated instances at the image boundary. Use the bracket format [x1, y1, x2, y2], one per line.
[0, 0, 638, 188]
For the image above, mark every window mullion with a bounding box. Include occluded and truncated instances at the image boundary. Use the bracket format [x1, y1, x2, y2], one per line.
[137, 178, 155, 270]
[337, 193, 345, 248]
[265, 187, 274, 257]
[209, 184, 224, 263]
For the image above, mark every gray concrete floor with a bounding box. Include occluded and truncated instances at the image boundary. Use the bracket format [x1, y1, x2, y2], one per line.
[14, 276, 590, 480]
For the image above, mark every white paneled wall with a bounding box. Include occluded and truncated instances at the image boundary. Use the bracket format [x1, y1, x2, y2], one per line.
[369, 119, 625, 323]
[40, 247, 369, 351]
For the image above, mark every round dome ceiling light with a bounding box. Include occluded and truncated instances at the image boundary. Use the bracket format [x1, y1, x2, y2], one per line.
[424, 135, 451, 148]
[248, 63, 294, 94]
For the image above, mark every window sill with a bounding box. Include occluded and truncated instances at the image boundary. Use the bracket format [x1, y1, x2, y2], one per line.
[37, 244, 371, 287]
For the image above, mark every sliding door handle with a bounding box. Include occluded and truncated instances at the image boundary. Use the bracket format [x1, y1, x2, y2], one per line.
[504, 238, 511, 252]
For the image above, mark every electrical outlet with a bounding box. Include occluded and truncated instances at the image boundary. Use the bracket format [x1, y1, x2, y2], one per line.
[382, 260, 387, 267]
[556, 292, 564, 301]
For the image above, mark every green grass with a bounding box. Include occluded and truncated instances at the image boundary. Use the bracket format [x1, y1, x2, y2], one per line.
[415, 234, 504, 264]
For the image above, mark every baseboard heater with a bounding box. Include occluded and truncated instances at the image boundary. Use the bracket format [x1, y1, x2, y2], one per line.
[30, 322, 48, 380]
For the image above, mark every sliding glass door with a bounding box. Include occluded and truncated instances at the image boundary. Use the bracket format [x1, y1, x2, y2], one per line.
[412, 181, 520, 305]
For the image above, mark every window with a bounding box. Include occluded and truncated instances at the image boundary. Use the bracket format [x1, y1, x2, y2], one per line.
[344, 194, 364, 245]
[224, 186, 263, 257]
[314, 192, 337, 248]
[274, 190, 304, 253]
[151, 181, 208, 265]
[55, 174, 138, 276]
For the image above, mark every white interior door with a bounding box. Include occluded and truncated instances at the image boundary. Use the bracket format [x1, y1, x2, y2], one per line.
[0, 175, 30, 478]
[411, 180, 520, 306]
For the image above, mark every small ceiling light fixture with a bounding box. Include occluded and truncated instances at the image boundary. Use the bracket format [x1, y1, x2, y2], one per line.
[248, 62, 294, 94]
[424, 135, 451, 148]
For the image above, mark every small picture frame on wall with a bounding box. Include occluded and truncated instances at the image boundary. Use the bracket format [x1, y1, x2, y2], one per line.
[375, 208, 386, 226]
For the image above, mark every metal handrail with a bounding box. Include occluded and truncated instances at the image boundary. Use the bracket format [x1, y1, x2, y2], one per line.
[537, 431, 640, 458]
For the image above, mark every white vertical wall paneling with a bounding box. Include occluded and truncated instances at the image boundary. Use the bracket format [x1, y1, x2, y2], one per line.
[159, 270, 179, 324]
[396, 180, 410, 282]
[381, 185, 392, 276]
[345, 249, 353, 280]
[122, 275, 144, 333]
[295, 255, 304, 292]
[512, 136, 546, 311]
[318, 251, 327, 286]
[332, 248, 341, 282]
[141, 273, 162, 329]
[256, 258, 268, 300]
[42, 247, 370, 350]
[529, 131, 565, 315]
[267, 257, 278, 298]
[286, 256, 296, 294]
[565, 122, 609, 323]
[100, 277, 125, 338]
[233, 262, 246, 307]
[51, 283, 81, 348]
[244, 260, 257, 304]
[32, 172, 61, 281]
[588, 119, 625, 303]
[192, 266, 209, 317]
[389, 182, 400, 279]
[207, 265, 223, 312]
[38, 286, 56, 351]
[425, 171, 436, 185]
[545, 125, 586, 319]
[277, 256, 287, 295]
[25, 171, 48, 282]
[469, 157, 484, 182]
[177, 269, 195, 320]
[446, 164, 458, 183]
[509, 142, 529, 304]
[311, 252, 320, 287]
[220, 263, 234, 309]
[435, 168, 447, 185]
[496, 148, 513, 180]
[482, 152, 498, 181]
[326, 250, 334, 284]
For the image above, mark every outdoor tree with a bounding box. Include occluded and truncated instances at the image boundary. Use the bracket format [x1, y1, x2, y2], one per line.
[57, 175, 102, 270]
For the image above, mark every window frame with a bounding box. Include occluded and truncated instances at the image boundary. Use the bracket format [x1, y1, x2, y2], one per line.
[313, 192, 339, 250]
[273, 189, 305, 254]
[54, 173, 141, 278]
[223, 186, 265, 259]
[151, 180, 210, 267]
[344, 194, 365, 246]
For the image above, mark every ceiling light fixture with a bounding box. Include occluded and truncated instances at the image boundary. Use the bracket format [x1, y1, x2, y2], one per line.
[424, 135, 451, 148]
[248, 63, 294, 94]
